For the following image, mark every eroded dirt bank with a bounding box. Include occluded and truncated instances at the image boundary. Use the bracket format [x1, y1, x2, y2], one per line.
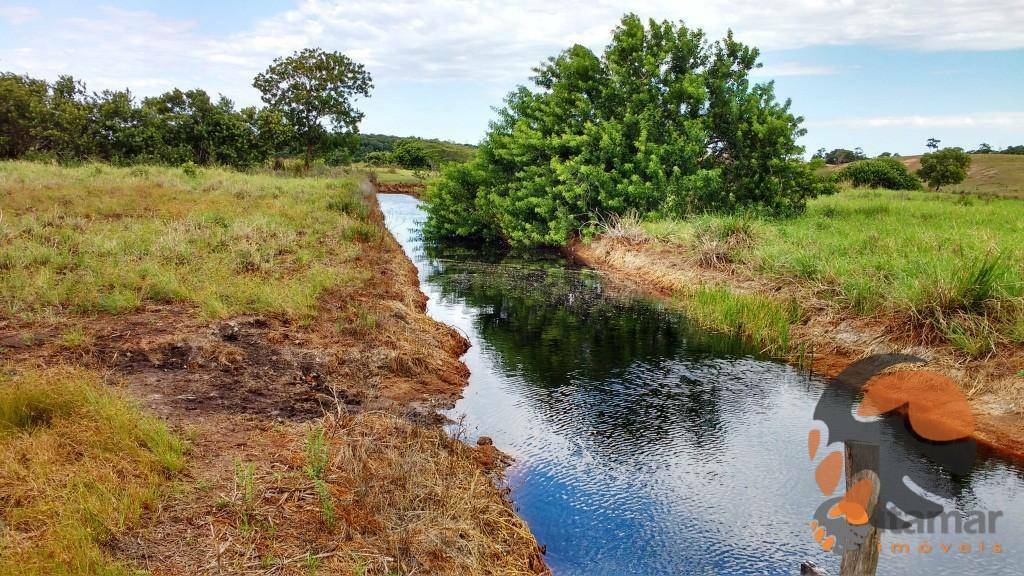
[0, 180, 547, 575]
[571, 236, 1024, 460]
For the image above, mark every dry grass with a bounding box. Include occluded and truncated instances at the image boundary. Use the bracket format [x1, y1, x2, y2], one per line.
[0, 365, 185, 576]
[597, 211, 649, 245]
[135, 412, 544, 576]
[899, 153, 1024, 198]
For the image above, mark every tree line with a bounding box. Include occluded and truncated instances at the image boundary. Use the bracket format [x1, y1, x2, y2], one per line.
[1, 48, 373, 169]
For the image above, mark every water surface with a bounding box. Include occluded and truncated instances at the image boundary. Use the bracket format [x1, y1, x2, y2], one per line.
[379, 193, 1023, 576]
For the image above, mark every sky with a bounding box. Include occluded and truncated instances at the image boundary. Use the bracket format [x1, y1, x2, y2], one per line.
[1, 0, 1022, 156]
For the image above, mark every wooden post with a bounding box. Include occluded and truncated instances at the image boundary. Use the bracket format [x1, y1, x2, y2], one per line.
[839, 440, 880, 576]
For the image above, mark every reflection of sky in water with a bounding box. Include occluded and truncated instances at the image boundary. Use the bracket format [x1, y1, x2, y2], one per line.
[379, 193, 1024, 576]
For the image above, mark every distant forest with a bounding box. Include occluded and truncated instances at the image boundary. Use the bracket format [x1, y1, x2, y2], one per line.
[0, 71, 474, 170]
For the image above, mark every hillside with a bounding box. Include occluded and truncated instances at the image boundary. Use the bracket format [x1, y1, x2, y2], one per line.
[355, 133, 477, 164]
[822, 153, 1024, 197]
[898, 153, 1024, 197]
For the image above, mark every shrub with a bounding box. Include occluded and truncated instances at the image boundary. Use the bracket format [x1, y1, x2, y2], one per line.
[424, 14, 834, 247]
[838, 157, 921, 190]
[917, 148, 971, 190]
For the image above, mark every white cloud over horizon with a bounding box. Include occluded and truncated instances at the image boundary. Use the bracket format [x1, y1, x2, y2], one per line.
[1, 0, 1021, 150]
[808, 112, 1024, 130]
[3, 0, 1023, 93]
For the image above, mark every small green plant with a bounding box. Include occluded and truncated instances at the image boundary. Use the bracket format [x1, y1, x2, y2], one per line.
[304, 552, 321, 575]
[304, 425, 329, 481]
[304, 425, 336, 528]
[234, 460, 257, 533]
[180, 161, 199, 177]
[59, 327, 89, 349]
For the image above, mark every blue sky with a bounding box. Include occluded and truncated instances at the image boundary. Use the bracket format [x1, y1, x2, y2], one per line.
[2, 0, 1022, 156]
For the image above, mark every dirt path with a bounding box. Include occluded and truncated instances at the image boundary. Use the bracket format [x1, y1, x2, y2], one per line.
[571, 237, 1024, 461]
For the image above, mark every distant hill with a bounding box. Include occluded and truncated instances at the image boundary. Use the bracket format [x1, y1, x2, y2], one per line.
[898, 153, 1024, 197]
[354, 134, 476, 164]
[824, 153, 1024, 198]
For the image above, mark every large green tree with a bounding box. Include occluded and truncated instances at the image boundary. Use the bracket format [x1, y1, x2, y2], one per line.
[424, 14, 834, 247]
[253, 48, 372, 168]
[917, 147, 971, 190]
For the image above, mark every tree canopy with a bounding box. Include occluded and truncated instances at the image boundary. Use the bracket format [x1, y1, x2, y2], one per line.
[253, 48, 372, 167]
[424, 14, 835, 247]
[917, 147, 971, 190]
[0, 72, 294, 168]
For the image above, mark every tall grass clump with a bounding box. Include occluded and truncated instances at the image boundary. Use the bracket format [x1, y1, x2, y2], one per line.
[913, 253, 1015, 355]
[0, 366, 184, 575]
[688, 215, 756, 267]
[674, 285, 800, 356]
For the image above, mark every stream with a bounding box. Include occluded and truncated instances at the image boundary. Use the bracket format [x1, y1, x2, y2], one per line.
[379, 193, 1023, 576]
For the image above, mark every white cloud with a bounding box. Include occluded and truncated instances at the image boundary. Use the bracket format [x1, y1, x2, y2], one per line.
[193, 0, 1024, 85]
[3, 0, 1024, 96]
[809, 113, 1024, 129]
[0, 4, 38, 25]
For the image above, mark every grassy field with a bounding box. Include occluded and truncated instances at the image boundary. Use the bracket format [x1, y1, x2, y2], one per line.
[822, 153, 1024, 197]
[644, 188, 1024, 356]
[0, 161, 377, 321]
[367, 165, 437, 185]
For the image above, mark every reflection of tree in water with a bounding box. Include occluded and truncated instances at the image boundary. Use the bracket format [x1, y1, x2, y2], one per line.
[425, 249, 768, 461]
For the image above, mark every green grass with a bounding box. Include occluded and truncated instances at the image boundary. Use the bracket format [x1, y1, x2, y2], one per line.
[0, 366, 185, 575]
[366, 165, 437, 185]
[673, 284, 801, 356]
[0, 161, 374, 321]
[645, 188, 1024, 355]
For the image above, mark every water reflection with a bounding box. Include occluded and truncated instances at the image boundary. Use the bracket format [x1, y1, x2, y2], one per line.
[379, 193, 1024, 576]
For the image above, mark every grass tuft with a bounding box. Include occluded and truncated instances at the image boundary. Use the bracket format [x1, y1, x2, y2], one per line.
[0, 366, 184, 575]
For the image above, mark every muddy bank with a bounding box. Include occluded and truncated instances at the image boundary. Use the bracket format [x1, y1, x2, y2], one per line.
[376, 182, 425, 197]
[0, 179, 547, 575]
[570, 236, 1024, 460]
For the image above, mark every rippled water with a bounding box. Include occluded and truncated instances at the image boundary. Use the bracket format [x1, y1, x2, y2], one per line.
[379, 193, 1024, 576]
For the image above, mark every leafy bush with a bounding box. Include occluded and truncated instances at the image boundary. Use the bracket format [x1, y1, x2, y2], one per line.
[917, 147, 971, 190]
[838, 157, 921, 190]
[424, 14, 834, 247]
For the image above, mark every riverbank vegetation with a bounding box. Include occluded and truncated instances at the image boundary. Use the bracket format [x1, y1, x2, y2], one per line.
[424, 14, 836, 247]
[0, 162, 546, 575]
[641, 188, 1024, 357]
[579, 182, 1024, 451]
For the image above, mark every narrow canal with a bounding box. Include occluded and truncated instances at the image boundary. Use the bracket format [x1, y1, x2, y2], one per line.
[380, 193, 1023, 576]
